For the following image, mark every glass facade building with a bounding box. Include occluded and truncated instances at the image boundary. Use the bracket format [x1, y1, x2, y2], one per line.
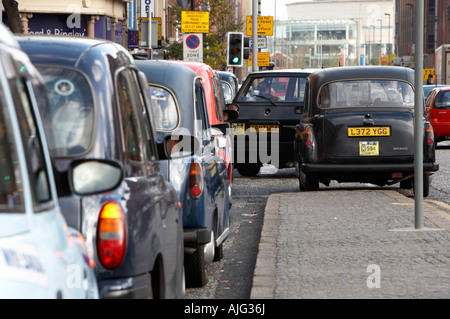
[271, 19, 361, 69]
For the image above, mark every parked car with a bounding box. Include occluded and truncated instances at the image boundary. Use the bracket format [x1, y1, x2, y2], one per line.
[425, 86, 450, 145]
[18, 36, 185, 299]
[135, 60, 231, 287]
[0, 24, 98, 299]
[295, 66, 439, 197]
[170, 61, 237, 188]
[229, 69, 312, 176]
[217, 71, 239, 104]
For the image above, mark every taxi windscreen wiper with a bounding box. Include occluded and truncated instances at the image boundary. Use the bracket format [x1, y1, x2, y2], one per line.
[254, 95, 277, 107]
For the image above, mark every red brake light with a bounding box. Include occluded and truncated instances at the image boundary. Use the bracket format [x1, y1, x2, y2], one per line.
[97, 202, 126, 269]
[305, 126, 313, 147]
[189, 161, 203, 198]
[425, 123, 434, 145]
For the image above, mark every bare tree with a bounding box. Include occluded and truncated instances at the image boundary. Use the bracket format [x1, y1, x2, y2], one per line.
[2, 0, 23, 33]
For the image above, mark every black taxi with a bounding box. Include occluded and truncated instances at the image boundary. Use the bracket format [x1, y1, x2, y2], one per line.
[229, 69, 313, 176]
[294, 66, 439, 196]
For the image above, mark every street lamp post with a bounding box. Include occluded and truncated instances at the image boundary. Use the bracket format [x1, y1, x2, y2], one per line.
[414, 0, 425, 229]
[377, 18, 382, 64]
[385, 13, 391, 54]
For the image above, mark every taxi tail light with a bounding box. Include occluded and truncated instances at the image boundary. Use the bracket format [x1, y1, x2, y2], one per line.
[97, 202, 126, 269]
[425, 123, 434, 145]
[305, 126, 313, 147]
[189, 161, 203, 199]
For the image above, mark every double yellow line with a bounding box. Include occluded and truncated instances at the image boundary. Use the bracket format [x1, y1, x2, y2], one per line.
[423, 199, 450, 222]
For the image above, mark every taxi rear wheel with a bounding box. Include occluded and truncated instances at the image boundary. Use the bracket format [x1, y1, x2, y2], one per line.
[185, 244, 207, 288]
[236, 163, 261, 177]
[298, 160, 319, 191]
[413, 174, 430, 198]
[300, 173, 319, 191]
[185, 231, 215, 288]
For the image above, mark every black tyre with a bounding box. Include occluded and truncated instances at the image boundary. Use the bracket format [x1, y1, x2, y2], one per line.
[213, 243, 223, 261]
[412, 174, 430, 198]
[400, 178, 413, 189]
[184, 245, 207, 288]
[236, 163, 261, 177]
[300, 171, 319, 191]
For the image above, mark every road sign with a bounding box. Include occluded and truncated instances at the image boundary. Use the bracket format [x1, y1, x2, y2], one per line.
[248, 52, 270, 67]
[248, 37, 267, 49]
[186, 34, 201, 49]
[181, 11, 210, 33]
[246, 16, 273, 36]
[183, 33, 203, 62]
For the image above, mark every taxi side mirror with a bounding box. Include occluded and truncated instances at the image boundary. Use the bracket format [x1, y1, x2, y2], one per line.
[69, 160, 123, 195]
[223, 109, 239, 122]
[163, 134, 200, 159]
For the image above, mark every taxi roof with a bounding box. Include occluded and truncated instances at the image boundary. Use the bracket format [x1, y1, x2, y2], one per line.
[16, 35, 132, 68]
[309, 66, 415, 87]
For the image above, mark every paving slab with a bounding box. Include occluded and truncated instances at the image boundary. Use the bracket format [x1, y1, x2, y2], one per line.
[251, 190, 450, 299]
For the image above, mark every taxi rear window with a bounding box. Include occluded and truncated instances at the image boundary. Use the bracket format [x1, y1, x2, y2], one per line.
[38, 67, 94, 157]
[318, 80, 414, 109]
[237, 76, 307, 103]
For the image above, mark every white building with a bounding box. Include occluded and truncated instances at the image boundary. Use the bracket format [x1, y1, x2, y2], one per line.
[271, 0, 395, 68]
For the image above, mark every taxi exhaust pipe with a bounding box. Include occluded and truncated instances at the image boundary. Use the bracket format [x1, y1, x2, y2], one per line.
[387, 173, 414, 186]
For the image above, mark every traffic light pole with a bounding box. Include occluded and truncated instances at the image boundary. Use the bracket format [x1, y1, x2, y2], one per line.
[252, 0, 258, 72]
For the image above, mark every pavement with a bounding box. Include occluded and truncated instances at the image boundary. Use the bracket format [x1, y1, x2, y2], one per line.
[250, 189, 450, 299]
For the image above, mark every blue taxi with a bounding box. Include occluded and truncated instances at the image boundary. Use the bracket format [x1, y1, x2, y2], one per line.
[18, 35, 185, 299]
[136, 60, 231, 287]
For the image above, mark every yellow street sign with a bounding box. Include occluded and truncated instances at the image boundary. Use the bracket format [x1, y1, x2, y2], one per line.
[181, 11, 210, 33]
[246, 16, 273, 36]
[248, 52, 271, 67]
[423, 69, 435, 82]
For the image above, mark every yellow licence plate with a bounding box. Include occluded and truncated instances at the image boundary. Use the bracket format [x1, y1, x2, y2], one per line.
[348, 127, 390, 137]
[250, 125, 279, 133]
[232, 123, 246, 135]
[359, 141, 379, 156]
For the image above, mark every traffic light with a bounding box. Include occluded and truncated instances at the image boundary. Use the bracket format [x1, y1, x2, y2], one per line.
[227, 32, 244, 67]
[243, 37, 250, 59]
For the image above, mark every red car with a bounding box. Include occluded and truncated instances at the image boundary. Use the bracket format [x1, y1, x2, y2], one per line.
[425, 86, 450, 145]
[170, 61, 237, 187]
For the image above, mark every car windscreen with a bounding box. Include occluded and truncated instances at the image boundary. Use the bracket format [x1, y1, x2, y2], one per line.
[149, 85, 179, 131]
[237, 76, 307, 103]
[38, 67, 94, 157]
[318, 80, 414, 109]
